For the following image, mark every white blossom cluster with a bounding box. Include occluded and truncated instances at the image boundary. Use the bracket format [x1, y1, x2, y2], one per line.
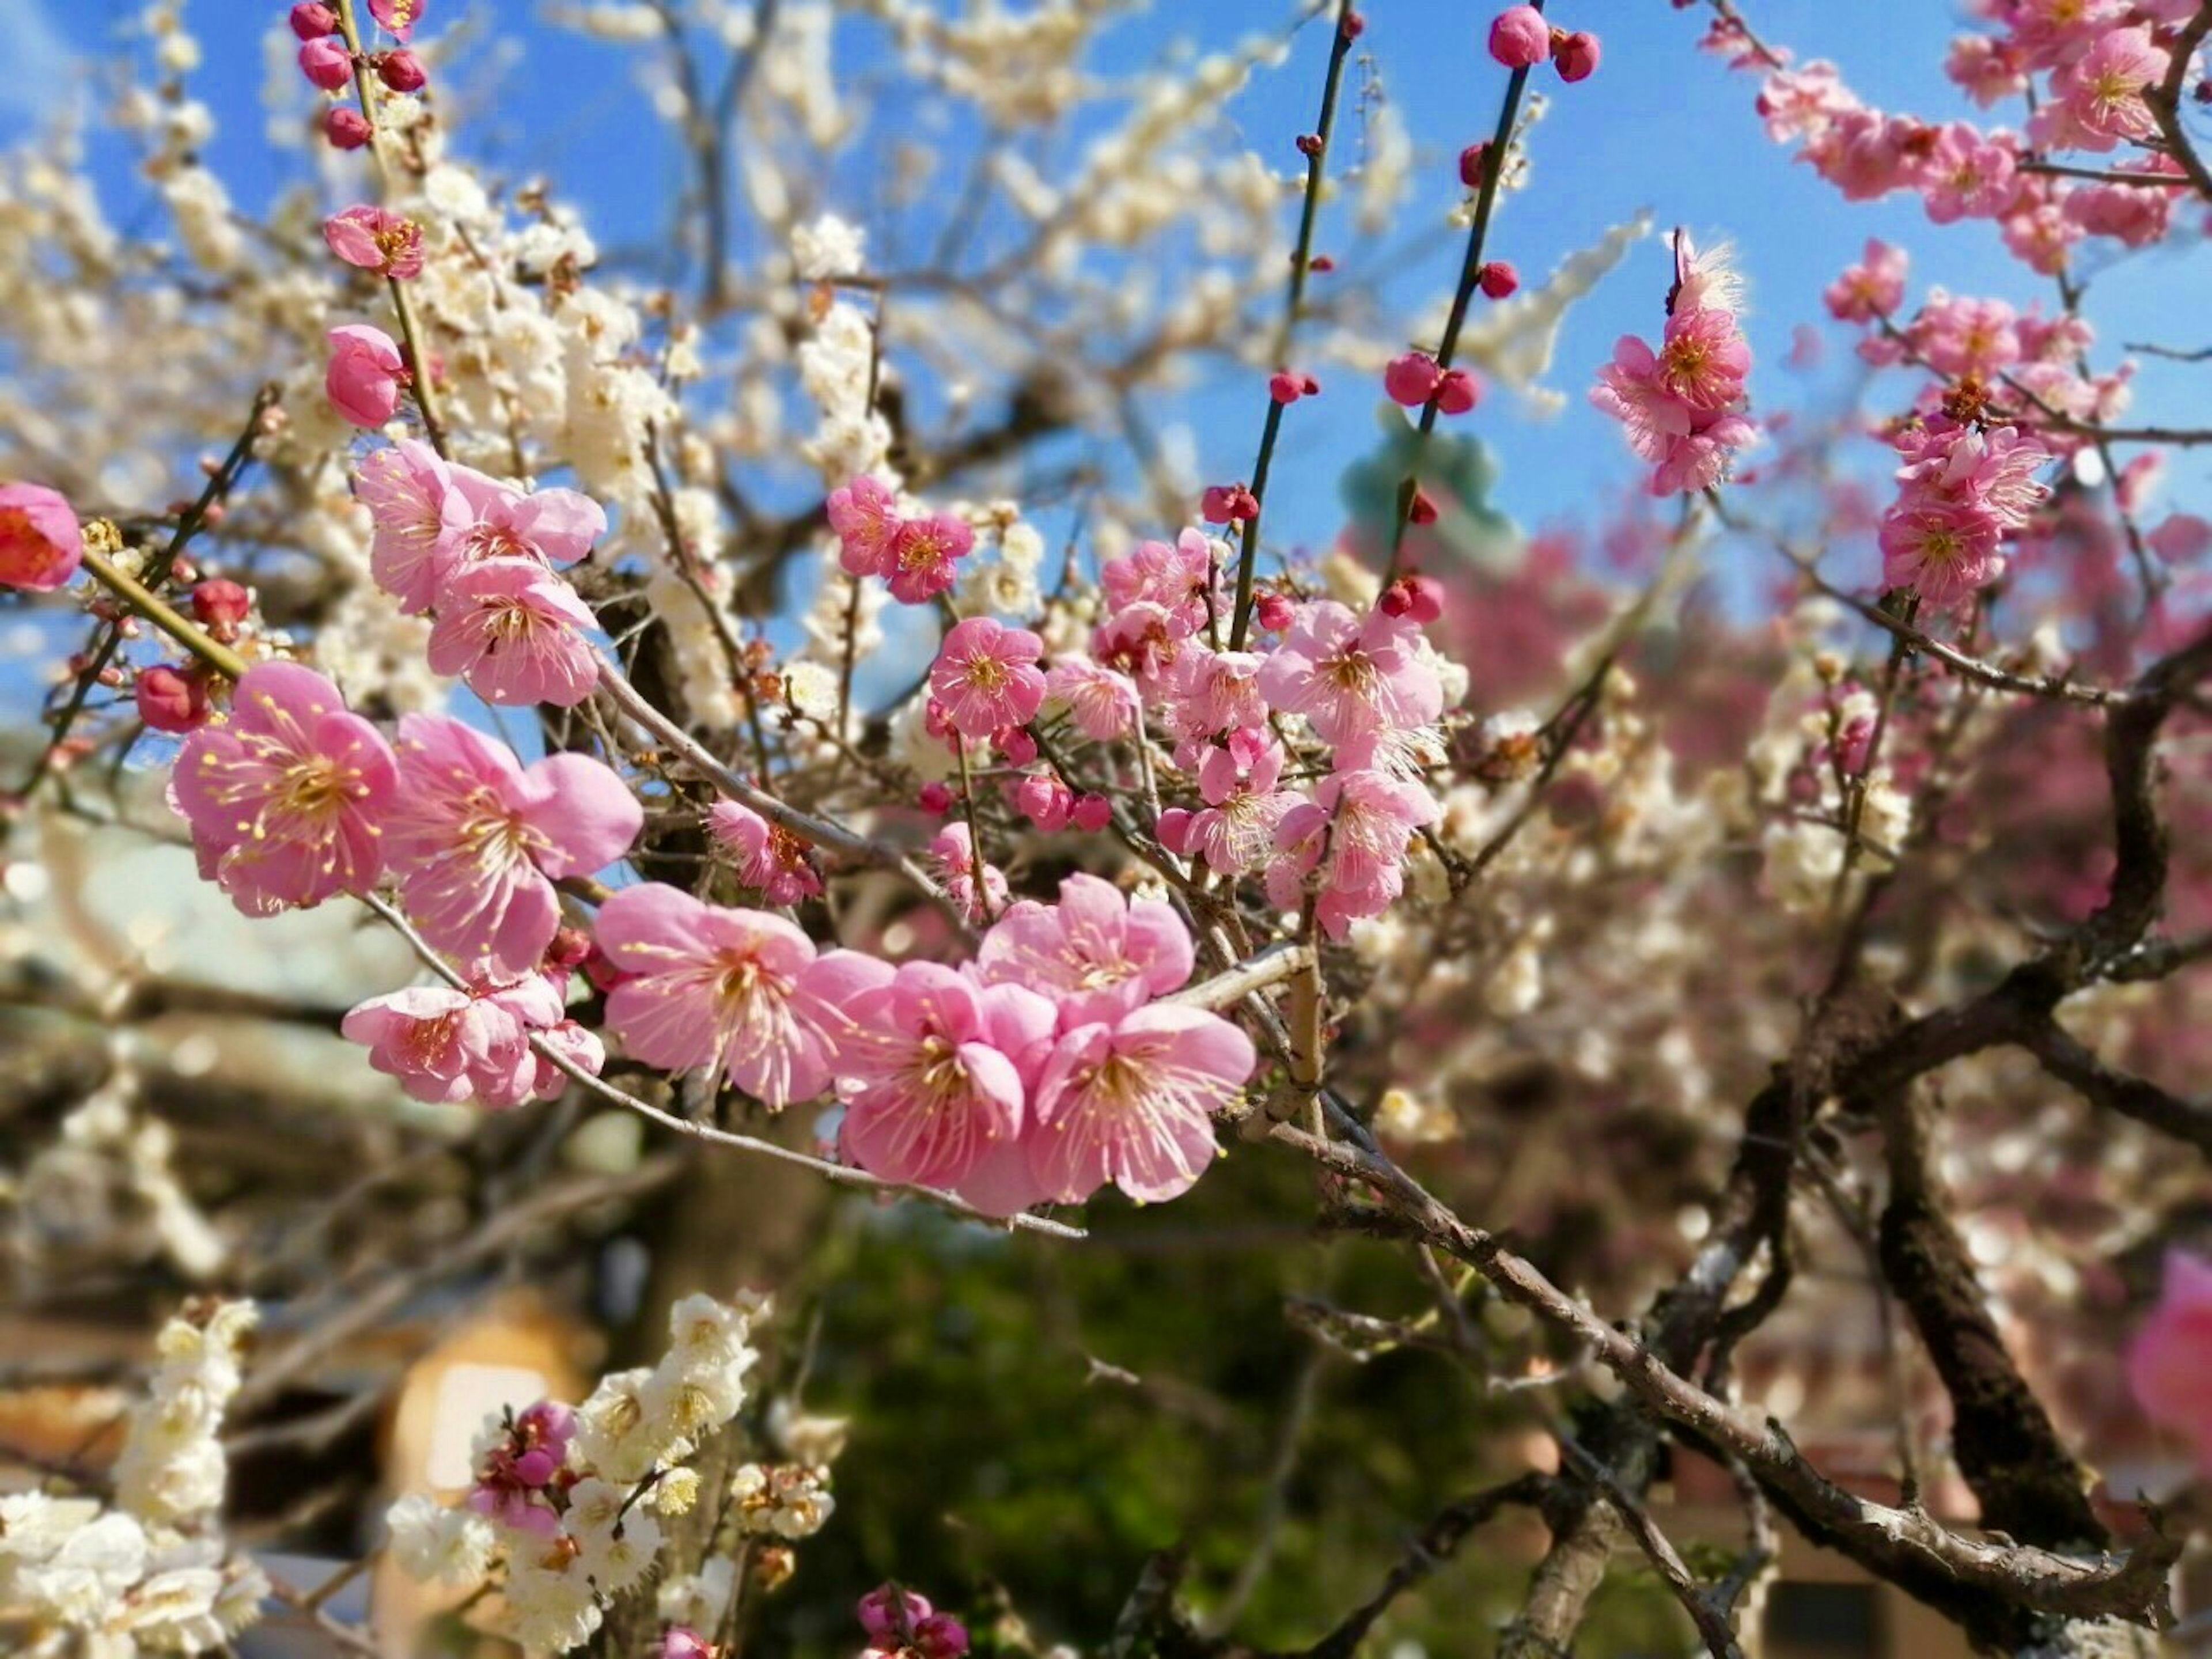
[0, 1302, 267, 1655]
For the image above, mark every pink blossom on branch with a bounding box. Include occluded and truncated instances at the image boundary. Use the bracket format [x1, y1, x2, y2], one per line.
[384, 714, 642, 975]
[595, 882, 889, 1111]
[0, 482, 84, 591]
[424, 559, 601, 707]
[171, 661, 397, 914]
[929, 616, 1046, 738]
[975, 871, 1195, 1029]
[1255, 600, 1443, 748]
[324, 205, 424, 278]
[709, 799, 823, 906]
[326, 323, 407, 427]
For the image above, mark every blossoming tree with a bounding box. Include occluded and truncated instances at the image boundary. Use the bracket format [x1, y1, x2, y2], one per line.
[2, 1, 2210, 1656]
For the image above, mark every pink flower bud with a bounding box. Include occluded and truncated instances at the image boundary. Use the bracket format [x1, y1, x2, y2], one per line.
[1294, 132, 1323, 158]
[914, 1615, 970, 1659]
[1155, 806, 1195, 854]
[325, 107, 373, 149]
[1478, 260, 1519, 300]
[1253, 591, 1296, 632]
[659, 1630, 715, 1659]
[1308, 253, 1336, 273]
[1435, 368, 1482, 415]
[135, 666, 210, 734]
[1408, 487, 1440, 526]
[191, 578, 252, 636]
[300, 36, 354, 90]
[1459, 142, 1489, 189]
[1487, 5, 1551, 69]
[1339, 10, 1365, 38]
[1014, 771, 1073, 831]
[1380, 574, 1445, 623]
[1554, 29, 1600, 82]
[1269, 370, 1319, 404]
[325, 323, 407, 427]
[1200, 483, 1259, 524]
[0, 483, 84, 592]
[1383, 351, 1443, 408]
[377, 48, 427, 93]
[918, 781, 955, 816]
[290, 3, 340, 39]
[546, 927, 593, 971]
[995, 725, 1039, 767]
[1071, 794, 1112, 832]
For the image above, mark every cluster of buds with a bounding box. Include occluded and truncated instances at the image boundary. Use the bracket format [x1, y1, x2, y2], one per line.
[289, 1, 427, 150]
[857, 1585, 970, 1659]
[1486, 6, 1601, 83]
[1384, 351, 1482, 415]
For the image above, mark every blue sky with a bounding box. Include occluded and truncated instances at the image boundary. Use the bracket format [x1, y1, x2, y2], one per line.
[6, 0, 2208, 599]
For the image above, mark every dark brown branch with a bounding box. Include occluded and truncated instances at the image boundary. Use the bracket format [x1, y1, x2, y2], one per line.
[2020, 1021, 2212, 1157]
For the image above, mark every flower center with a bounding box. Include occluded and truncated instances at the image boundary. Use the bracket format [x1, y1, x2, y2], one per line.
[961, 654, 1009, 692]
[277, 754, 352, 819]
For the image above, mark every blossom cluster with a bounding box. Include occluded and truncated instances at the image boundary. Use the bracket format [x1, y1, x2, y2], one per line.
[1589, 233, 1757, 495]
[0, 1303, 268, 1654]
[384, 1291, 808, 1654]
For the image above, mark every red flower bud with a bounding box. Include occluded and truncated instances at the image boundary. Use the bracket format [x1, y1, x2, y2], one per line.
[1269, 369, 1319, 404]
[995, 726, 1039, 767]
[1294, 132, 1324, 158]
[1381, 573, 1445, 623]
[1408, 487, 1440, 526]
[1071, 794, 1112, 832]
[377, 48, 427, 94]
[1200, 483, 1260, 525]
[1383, 351, 1443, 408]
[289, 3, 339, 39]
[1478, 260, 1519, 300]
[1487, 5, 1551, 69]
[1338, 9, 1365, 38]
[1459, 142, 1489, 190]
[1554, 29, 1601, 82]
[1253, 591, 1297, 632]
[135, 665, 210, 734]
[325, 107, 373, 149]
[1307, 253, 1335, 272]
[1435, 367, 1482, 415]
[545, 927, 593, 972]
[299, 37, 354, 91]
[918, 781, 955, 816]
[190, 578, 252, 636]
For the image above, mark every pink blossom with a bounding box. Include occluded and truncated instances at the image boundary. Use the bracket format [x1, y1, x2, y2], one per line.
[1434, 368, 1481, 416]
[927, 823, 1008, 925]
[425, 560, 600, 707]
[1028, 1006, 1255, 1205]
[135, 665, 210, 733]
[709, 799, 823, 905]
[1880, 500, 2003, 607]
[929, 616, 1046, 738]
[1268, 768, 1440, 939]
[976, 872, 1193, 1029]
[1487, 5, 1550, 70]
[0, 482, 84, 591]
[1100, 530, 1218, 634]
[1944, 34, 2028, 106]
[1199, 482, 1259, 524]
[469, 1399, 571, 1539]
[1163, 743, 1297, 875]
[171, 662, 398, 914]
[323, 204, 424, 278]
[1918, 123, 2016, 224]
[326, 324, 406, 427]
[367, 0, 424, 40]
[1044, 658, 1141, 741]
[834, 963, 1054, 1189]
[859, 1587, 968, 1656]
[1895, 422, 2050, 531]
[1823, 238, 1907, 323]
[1255, 600, 1443, 748]
[1093, 602, 1192, 697]
[385, 714, 642, 974]
[885, 512, 974, 604]
[1554, 30, 1600, 83]
[342, 982, 538, 1107]
[355, 440, 468, 613]
[1013, 769, 1074, 831]
[2127, 1251, 2212, 1473]
[1653, 306, 1751, 414]
[660, 1630, 714, 1659]
[828, 475, 903, 578]
[1913, 294, 2020, 378]
[1161, 647, 1266, 755]
[1999, 198, 2082, 276]
[596, 882, 889, 1109]
[2040, 26, 2164, 151]
[1802, 109, 1922, 202]
[1755, 62, 1858, 144]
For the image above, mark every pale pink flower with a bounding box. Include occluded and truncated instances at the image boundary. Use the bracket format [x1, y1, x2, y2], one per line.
[1092, 601, 1192, 697]
[342, 979, 552, 1108]
[1161, 647, 1267, 756]
[2000, 196, 2082, 278]
[326, 324, 407, 427]
[1044, 658, 1141, 741]
[355, 439, 468, 613]
[323, 204, 425, 278]
[2041, 28, 2164, 151]
[929, 616, 1046, 738]
[1755, 62, 1858, 143]
[1027, 1006, 1255, 1205]
[2008, 0, 2130, 73]
[2127, 1251, 2212, 1473]
[1944, 34, 2027, 106]
[709, 799, 823, 905]
[447, 467, 605, 573]
[0, 482, 83, 591]
[368, 0, 425, 40]
[425, 560, 600, 707]
[1653, 307, 1751, 414]
[1914, 294, 2020, 378]
[385, 714, 642, 974]
[1879, 499, 2003, 607]
[1101, 530, 1219, 634]
[1649, 413, 1758, 496]
[1896, 422, 2049, 530]
[596, 882, 889, 1109]
[885, 512, 974, 604]
[1803, 109, 1921, 201]
[1158, 743, 1297, 875]
[834, 962, 1054, 1189]
[976, 871, 1193, 1029]
[1268, 768, 1440, 939]
[928, 823, 1007, 925]
[828, 475, 903, 578]
[1823, 238, 1907, 323]
[1918, 123, 2017, 224]
[1255, 600, 1443, 748]
[171, 662, 397, 914]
